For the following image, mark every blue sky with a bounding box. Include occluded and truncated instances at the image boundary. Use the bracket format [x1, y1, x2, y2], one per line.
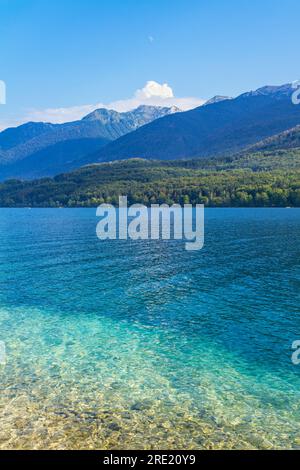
[0, 0, 299, 128]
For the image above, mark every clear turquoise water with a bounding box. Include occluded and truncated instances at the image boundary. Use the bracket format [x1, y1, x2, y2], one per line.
[0, 208, 299, 449]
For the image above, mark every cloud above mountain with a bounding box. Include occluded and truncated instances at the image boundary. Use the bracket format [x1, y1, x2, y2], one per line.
[136, 81, 174, 99]
[18, 81, 204, 126]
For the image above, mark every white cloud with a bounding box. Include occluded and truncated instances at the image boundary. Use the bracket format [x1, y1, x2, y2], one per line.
[24, 104, 102, 125]
[0, 81, 205, 129]
[135, 81, 173, 99]
[106, 80, 202, 113]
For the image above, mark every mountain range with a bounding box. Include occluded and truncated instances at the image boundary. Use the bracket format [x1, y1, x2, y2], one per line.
[0, 105, 179, 180]
[0, 83, 300, 180]
[91, 84, 300, 164]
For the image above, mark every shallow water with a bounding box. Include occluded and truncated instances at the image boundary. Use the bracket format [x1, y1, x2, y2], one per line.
[0, 208, 299, 449]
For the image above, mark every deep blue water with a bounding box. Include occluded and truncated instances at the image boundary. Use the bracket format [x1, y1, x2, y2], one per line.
[0, 208, 299, 449]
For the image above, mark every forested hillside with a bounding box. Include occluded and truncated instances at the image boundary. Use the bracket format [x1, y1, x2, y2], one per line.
[0, 150, 299, 207]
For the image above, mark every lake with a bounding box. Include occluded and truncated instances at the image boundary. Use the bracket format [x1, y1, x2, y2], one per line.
[0, 208, 299, 449]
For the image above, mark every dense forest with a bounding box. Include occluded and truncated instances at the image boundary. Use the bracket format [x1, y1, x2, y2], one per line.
[0, 149, 299, 207]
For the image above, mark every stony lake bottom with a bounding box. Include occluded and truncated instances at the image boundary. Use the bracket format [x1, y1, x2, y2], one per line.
[0, 208, 299, 449]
